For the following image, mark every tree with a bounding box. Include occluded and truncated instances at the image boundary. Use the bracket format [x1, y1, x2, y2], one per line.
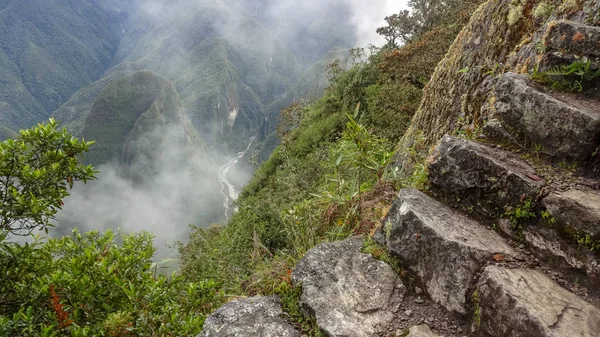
[0, 118, 97, 235]
[377, 0, 480, 48]
[376, 10, 418, 47]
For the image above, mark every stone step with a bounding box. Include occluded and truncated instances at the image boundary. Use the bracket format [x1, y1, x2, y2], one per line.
[381, 188, 519, 314]
[476, 266, 600, 337]
[292, 237, 405, 337]
[428, 135, 544, 217]
[486, 72, 600, 162]
[522, 223, 600, 276]
[528, 188, 600, 276]
[199, 296, 299, 337]
[542, 188, 600, 238]
[545, 20, 600, 58]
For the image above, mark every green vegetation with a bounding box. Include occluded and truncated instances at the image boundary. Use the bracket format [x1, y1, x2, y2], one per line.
[362, 237, 403, 275]
[532, 60, 600, 93]
[0, 121, 223, 336]
[0, 119, 96, 234]
[577, 233, 600, 251]
[505, 198, 537, 236]
[472, 290, 481, 329]
[276, 283, 324, 337]
[80, 71, 206, 182]
[0, 0, 132, 131]
[1, 1, 490, 334]
[0, 230, 224, 336]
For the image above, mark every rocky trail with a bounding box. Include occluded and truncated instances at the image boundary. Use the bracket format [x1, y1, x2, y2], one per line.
[199, 4, 600, 337]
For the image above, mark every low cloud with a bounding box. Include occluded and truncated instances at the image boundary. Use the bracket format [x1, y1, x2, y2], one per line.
[55, 125, 226, 257]
[349, 0, 409, 46]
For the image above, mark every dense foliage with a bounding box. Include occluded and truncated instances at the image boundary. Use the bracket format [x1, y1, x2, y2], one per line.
[0, 230, 224, 336]
[0, 119, 96, 235]
[0, 0, 133, 131]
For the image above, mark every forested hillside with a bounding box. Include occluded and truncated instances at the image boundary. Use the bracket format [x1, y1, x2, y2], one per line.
[0, 0, 135, 131]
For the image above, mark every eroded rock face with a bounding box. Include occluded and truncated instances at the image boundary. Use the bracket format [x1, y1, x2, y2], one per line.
[545, 20, 600, 58]
[406, 324, 439, 337]
[542, 189, 600, 237]
[428, 135, 544, 217]
[383, 188, 517, 314]
[292, 237, 405, 337]
[199, 296, 299, 337]
[477, 266, 600, 337]
[489, 73, 600, 162]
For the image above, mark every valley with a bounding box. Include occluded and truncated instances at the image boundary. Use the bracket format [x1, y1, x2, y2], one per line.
[5, 1, 600, 337]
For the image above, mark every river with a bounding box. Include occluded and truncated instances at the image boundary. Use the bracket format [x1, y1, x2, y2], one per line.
[217, 137, 255, 220]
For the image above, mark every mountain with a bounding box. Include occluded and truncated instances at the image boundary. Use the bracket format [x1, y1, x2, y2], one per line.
[0, 0, 136, 131]
[0, 0, 357, 156]
[54, 1, 304, 153]
[82, 70, 205, 182]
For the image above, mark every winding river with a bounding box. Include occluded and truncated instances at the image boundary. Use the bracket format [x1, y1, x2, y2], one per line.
[217, 137, 255, 220]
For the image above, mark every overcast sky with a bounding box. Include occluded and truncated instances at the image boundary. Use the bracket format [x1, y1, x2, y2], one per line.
[350, 0, 409, 46]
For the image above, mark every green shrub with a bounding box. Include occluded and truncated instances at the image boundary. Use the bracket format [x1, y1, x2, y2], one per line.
[0, 229, 224, 336]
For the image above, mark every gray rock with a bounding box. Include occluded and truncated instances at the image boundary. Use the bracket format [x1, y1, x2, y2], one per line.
[428, 135, 544, 217]
[383, 189, 517, 314]
[477, 266, 600, 337]
[489, 72, 600, 162]
[292, 236, 405, 337]
[545, 20, 600, 57]
[406, 324, 439, 337]
[199, 296, 299, 337]
[542, 189, 600, 237]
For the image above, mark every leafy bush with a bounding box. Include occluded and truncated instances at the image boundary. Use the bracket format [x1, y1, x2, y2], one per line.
[0, 229, 224, 336]
[0, 118, 96, 235]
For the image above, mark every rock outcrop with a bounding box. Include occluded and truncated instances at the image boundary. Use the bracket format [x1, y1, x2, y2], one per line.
[199, 296, 299, 337]
[382, 188, 517, 314]
[545, 20, 600, 58]
[292, 237, 405, 337]
[477, 266, 600, 337]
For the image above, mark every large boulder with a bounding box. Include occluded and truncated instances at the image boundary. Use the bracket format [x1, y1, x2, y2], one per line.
[488, 73, 600, 162]
[199, 296, 299, 337]
[428, 135, 544, 217]
[292, 236, 405, 337]
[383, 188, 517, 314]
[476, 266, 600, 337]
[542, 189, 600, 237]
